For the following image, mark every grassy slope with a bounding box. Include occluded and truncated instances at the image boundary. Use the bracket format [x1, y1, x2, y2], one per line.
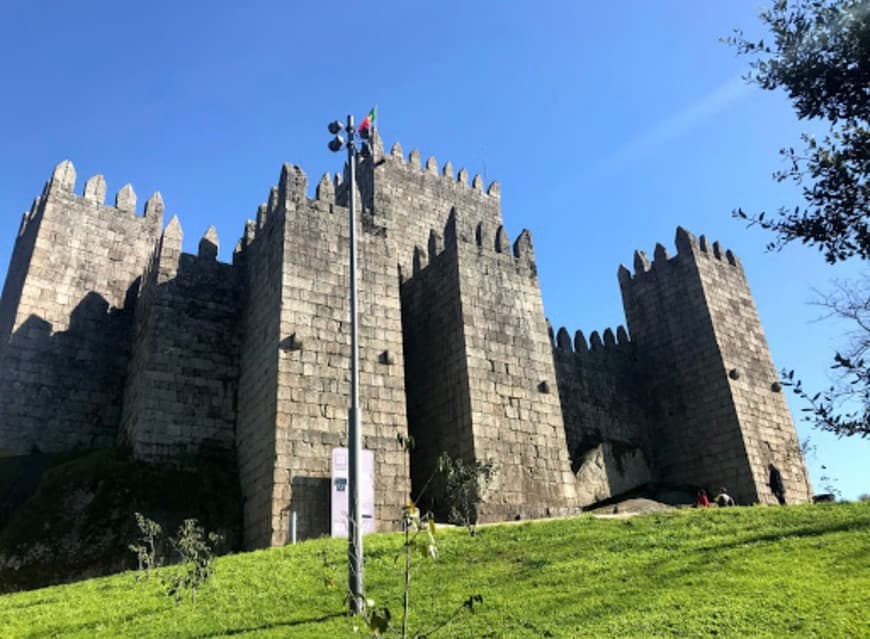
[1, 503, 868, 638]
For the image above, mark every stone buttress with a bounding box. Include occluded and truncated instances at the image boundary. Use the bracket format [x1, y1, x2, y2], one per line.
[119, 218, 242, 463]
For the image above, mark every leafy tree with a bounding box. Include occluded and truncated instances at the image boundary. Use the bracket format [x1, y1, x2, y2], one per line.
[343, 443, 485, 638]
[349, 501, 483, 639]
[727, 0, 869, 437]
[128, 512, 162, 579]
[727, 0, 869, 263]
[436, 452, 497, 534]
[162, 518, 223, 605]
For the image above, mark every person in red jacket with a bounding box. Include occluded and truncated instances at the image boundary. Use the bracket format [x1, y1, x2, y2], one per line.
[695, 489, 711, 508]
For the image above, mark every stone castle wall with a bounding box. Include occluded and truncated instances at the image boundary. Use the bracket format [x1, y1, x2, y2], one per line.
[269, 165, 411, 545]
[358, 137, 502, 274]
[401, 205, 577, 521]
[120, 219, 241, 463]
[449, 215, 577, 520]
[0, 162, 162, 455]
[552, 326, 652, 504]
[619, 231, 753, 498]
[369, 137, 577, 520]
[235, 195, 285, 549]
[0, 191, 44, 348]
[400, 222, 475, 514]
[0, 145, 814, 551]
[229, 163, 413, 548]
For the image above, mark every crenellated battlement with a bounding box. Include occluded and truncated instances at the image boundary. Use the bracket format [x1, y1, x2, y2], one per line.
[443, 207, 535, 264]
[234, 163, 311, 256]
[383, 136, 501, 200]
[138, 215, 183, 295]
[17, 159, 166, 254]
[551, 323, 632, 356]
[234, 160, 387, 262]
[16, 195, 43, 239]
[404, 207, 536, 281]
[42, 160, 164, 225]
[618, 226, 743, 284]
[135, 213, 240, 326]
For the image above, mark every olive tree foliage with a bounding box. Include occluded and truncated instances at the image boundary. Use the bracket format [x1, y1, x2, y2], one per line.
[726, 0, 869, 264]
[727, 0, 870, 438]
[436, 452, 497, 534]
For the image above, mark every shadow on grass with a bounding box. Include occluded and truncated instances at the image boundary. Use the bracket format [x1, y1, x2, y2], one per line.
[25, 610, 347, 639]
[194, 612, 346, 637]
[22, 608, 161, 639]
[694, 515, 870, 555]
[621, 511, 870, 591]
[2, 596, 61, 610]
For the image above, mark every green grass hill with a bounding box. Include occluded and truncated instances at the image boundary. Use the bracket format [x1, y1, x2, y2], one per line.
[1, 502, 868, 638]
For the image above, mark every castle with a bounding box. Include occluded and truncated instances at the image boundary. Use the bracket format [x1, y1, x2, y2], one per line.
[0, 131, 812, 549]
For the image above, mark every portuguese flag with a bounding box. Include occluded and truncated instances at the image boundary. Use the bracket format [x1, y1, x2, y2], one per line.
[358, 106, 376, 133]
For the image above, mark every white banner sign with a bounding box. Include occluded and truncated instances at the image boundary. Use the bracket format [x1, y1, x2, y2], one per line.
[331, 447, 376, 537]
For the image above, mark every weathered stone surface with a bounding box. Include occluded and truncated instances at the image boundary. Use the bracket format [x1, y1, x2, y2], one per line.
[0, 142, 812, 556]
[198, 226, 219, 260]
[83, 175, 107, 204]
[617, 229, 813, 505]
[144, 192, 164, 219]
[115, 184, 136, 212]
[50, 160, 76, 192]
[315, 172, 334, 203]
[574, 442, 652, 504]
[0, 165, 163, 456]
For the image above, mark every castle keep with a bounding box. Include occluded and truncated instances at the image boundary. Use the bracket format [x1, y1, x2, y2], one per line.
[0, 132, 812, 548]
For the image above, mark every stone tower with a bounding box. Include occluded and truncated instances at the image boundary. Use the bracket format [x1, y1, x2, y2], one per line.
[0, 161, 162, 456]
[616, 227, 812, 505]
[231, 162, 413, 547]
[357, 136, 578, 520]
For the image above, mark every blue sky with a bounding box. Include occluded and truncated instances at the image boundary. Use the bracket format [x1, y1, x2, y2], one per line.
[0, 1, 866, 499]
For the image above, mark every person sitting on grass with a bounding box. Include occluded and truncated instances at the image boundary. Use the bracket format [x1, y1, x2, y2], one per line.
[715, 488, 736, 507]
[695, 489, 710, 508]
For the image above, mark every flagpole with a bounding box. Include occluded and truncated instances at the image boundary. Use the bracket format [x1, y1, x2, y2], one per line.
[326, 112, 374, 616]
[346, 113, 364, 615]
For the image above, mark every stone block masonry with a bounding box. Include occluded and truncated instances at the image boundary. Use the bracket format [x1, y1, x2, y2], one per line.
[0, 136, 813, 551]
[271, 164, 410, 545]
[234, 194, 284, 549]
[120, 218, 242, 464]
[0, 162, 162, 455]
[400, 222, 476, 514]
[618, 228, 812, 505]
[552, 325, 653, 504]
